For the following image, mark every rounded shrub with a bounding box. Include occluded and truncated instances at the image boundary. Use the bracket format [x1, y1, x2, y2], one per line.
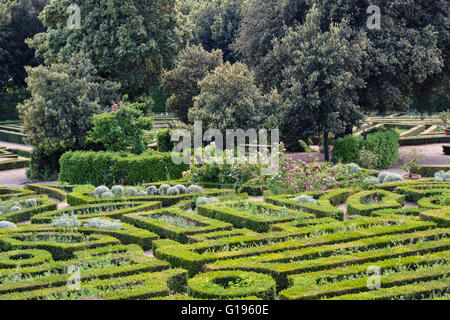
[195, 197, 210, 206]
[84, 218, 122, 230]
[434, 170, 450, 182]
[383, 173, 404, 183]
[25, 199, 38, 208]
[125, 187, 137, 196]
[363, 176, 379, 187]
[111, 185, 125, 197]
[138, 191, 148, 196]
[175, 184, 187, 194]
[167, 186, 180, 196]
[94, 186, 110, 198]
[146, 186, 158, 195]
[291, 195, 317, 204]
[378, 172, 390, 183]
[0, 221, 17, 229]
[188, 271, 276, 300]
[187, 184, 202, 194]
[347, 163, 361, 174]
[159, 184, 170, 195]
[101, 192, 114, 199]
[0, 205, 7, 214]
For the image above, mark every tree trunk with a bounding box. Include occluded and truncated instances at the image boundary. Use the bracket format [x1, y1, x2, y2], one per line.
[323, 132, 330, 162]
[345, 124, 353, 136]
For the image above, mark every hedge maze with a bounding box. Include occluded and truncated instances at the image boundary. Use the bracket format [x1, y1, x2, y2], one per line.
[0, 180, 448, 300]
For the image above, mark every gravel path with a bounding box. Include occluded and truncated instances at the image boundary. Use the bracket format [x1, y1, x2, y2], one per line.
[0, 168, 57, 188]
[0, 141, 32, 151]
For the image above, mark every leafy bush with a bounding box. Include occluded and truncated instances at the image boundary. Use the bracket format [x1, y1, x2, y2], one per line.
[362, 176, 379, 188]
[434, 170, 450, 182]
[290, 195, 318, 204]
[89, 98, 153, 154]
[52, 214, 81, 228]
[138, 191, 148, 196]
[156, 128, 174, 153]
[332, 135, 362, 164]
[0, 221, 17, 229]
[58, 150, 188, 186]
[9, 205, 21, 211]
[84, 218, 122, 230]
[195, 197, 220, 207]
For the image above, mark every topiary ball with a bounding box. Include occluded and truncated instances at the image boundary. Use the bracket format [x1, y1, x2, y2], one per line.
[101, 192, 114, 199]
[187, 184, 202, 194]
[94, 186, 110, 198]
[382, 173, 404, 183]
[175, 184, 187, 194]
[138, 191, 148, 196]
[146, 186, 158, 195]
[9, 205, 22, 212]
[111, 185, 125, 196]
[167, 186, 180, 196]
[0, 205, 7, 214]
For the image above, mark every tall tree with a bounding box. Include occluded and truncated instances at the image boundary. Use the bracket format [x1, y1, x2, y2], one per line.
[18, 52, 119, 146]
[273, 7, 367, 159]
[28, 0, 189, 98]
[163, 45, 223, 123]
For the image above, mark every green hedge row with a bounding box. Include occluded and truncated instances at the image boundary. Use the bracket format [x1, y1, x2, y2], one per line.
[0, 158, 29, 171]
[188, 271, 276, 300]
[31, 201, 161, 224]
[66, 188, 234, 207]
[0, 198, 57, 223]
[24, 184, 70, 201]
[0, 187, 35, 200]
[155, 217, 435, 276]
[59, 150, 189, 186]
[1, 268, 187, 300]
[419, 208, 450, 227]
[394, 184, 450, 202]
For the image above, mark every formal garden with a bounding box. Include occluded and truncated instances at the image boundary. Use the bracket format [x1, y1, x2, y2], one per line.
[0, 0, 449, 301]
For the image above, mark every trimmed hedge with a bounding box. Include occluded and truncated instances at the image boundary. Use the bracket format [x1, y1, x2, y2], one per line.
[0, 158, 30, 171]
[346, 190, 405, 216]
[24, 184, 71, 201]
[394, 184, 450, 202]
[188, 271, 276, 300]
[399, 135, 450, 146]
[332, 135, 362, 164]
[59, 150, 188, 186]
[123, 208, 233, 243]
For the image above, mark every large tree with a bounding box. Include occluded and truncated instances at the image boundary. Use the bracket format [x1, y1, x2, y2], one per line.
[188, 61, 282, 133]
[234, 0, 448, 115]
[273, 7, 367, 160]
[18, 52, 119, 146]
[29, 0, 189, 98]
[185, 0, 243, 62]
[163, 45, 223, 123]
